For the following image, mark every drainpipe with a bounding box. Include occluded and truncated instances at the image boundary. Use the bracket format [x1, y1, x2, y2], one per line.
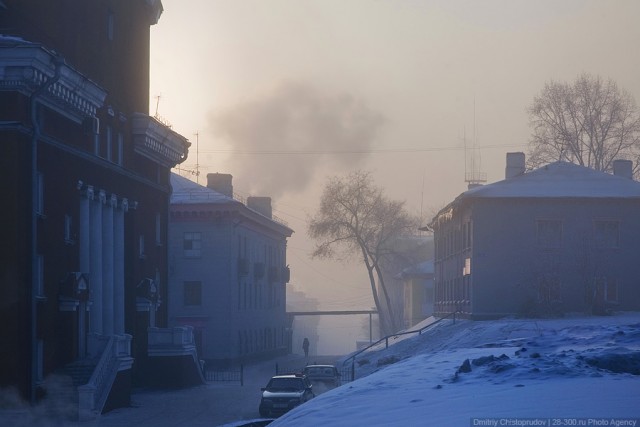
[29, 55, 63, 403]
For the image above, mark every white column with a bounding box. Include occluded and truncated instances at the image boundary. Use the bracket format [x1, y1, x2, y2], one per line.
[90, 190, 104, 334]
[114, 199, 126, 335]
[102, 194, 116, 336]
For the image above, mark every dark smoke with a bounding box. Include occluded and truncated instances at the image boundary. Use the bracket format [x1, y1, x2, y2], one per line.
[208, 81, 385, 198]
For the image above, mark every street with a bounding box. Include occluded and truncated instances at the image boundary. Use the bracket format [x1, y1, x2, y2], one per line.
[91, 354, 341, 427]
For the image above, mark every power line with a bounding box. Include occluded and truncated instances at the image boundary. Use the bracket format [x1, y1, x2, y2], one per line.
[197, 143, 526, 155]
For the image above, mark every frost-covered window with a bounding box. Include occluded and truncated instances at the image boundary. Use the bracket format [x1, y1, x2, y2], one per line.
[184, 281, 202, 306]
[536, 220, 562, 248]
[183, 232, 202, 257]
[594, 220, 619, 248]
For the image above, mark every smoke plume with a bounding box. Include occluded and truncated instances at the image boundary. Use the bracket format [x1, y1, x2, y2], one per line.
[208, 81, 385, 198]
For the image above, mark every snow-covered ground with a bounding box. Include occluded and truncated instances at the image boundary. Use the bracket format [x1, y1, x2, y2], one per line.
[271, 312, 640, 426]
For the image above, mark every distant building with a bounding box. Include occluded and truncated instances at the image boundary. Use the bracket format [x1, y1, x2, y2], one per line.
[397, 260, 435, 328]
[429, 153, 640, 319]
[0, 0, 191, 418]
[169, 173, 293, 363]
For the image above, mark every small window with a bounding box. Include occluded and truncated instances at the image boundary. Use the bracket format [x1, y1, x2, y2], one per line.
[105, 126, 112, 161]
[64, 214, 74, 243]
[155, 213, 162, 245]
[107, 11, 114, 41]
[139, 235, 145, 259]
[117, 132, 124, 165]
[184, 281, 202, 306]
[536, 220, 562, 248]
[184, 232, 202, 257]
[594, 220, 619, 248]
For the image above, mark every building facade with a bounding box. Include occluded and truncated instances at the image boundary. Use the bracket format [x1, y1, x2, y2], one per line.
[430, 153, 640, 319]
[169, 173, 293, 363]
[0, 0, 190, 417]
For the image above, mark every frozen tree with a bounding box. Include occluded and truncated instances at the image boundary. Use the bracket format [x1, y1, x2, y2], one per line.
[308, 171, 418, 335]
[527, 73, 640, 174]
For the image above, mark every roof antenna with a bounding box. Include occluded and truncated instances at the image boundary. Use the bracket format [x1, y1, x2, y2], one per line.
[464, 98, 487, 190]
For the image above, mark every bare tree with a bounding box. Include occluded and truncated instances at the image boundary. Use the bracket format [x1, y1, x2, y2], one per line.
[528, 73, 640, 174]
[307, 171, 418, 335]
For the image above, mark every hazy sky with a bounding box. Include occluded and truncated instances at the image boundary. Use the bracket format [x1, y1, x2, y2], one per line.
[150, 0, 640, 346]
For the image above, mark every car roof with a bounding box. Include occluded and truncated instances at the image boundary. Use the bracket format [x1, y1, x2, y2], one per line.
[270, 374, 305, 379]
[304, 364, 335, 368]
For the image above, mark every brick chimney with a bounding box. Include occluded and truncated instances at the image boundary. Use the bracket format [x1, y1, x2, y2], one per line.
[247, 197, 272, 219]
[505, 152, 526, 179]
[613, 159, 633, 179]
[207, 173, 233, 197]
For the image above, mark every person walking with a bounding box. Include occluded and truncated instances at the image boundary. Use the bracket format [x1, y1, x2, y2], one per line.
[302, 337, 310, 357]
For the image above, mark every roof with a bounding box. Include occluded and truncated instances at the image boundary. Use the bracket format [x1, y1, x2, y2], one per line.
[170, 173, 293, 236]
[170, 173, 242, 206]
[464, 161, 640, 199]
[428, 161, 640, 228]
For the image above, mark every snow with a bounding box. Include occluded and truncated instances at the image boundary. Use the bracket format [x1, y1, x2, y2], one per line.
[463, 162, 640, 199]
[170, 173, 241, 205]
[269, 312, 640, 426]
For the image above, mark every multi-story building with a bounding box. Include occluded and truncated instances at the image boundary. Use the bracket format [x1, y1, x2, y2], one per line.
[0, 0, 190, 418]
[429, 153, 640, 319]
[169, 173, 293, 363]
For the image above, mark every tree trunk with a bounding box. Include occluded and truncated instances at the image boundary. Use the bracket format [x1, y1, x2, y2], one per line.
[374, 264, 398, 333]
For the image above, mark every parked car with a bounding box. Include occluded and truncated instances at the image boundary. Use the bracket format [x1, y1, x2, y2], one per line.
[302, 365, 342, 389]
[258, 374, 314, 417]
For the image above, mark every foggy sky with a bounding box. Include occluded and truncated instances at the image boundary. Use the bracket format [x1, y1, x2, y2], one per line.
[150, 0, 640, 352]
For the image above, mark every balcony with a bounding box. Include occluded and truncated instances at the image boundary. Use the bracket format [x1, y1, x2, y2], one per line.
[130, 113, 190, 168]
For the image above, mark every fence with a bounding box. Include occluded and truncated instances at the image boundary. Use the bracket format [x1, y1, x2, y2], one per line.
[205, 364, 244, 386]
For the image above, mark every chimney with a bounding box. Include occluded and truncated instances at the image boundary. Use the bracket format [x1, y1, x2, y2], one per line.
[207, 173, 233, 197]
[247, 197, 272, 219]
[613, 159, 633, 179]
[505, 152, 526, 179]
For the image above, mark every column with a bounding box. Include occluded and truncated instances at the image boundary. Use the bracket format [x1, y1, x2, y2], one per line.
[102, 194, 116, 336]
[90, 190, 104, 335]
[114, 199, 126, 335]
[78, 188, 91, 357]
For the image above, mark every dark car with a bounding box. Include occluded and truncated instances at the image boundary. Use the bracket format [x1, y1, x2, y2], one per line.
[302, 365, 342, 389]
[258, 374, 314, 417]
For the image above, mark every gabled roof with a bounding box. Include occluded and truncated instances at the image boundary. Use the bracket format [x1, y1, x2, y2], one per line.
[464, 161, 640, 199]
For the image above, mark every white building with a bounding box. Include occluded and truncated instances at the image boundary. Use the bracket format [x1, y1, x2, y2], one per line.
[168, 173, 293, 362]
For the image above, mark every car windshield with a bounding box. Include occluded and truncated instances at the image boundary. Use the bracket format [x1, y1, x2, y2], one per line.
[266, 378, 304, 391]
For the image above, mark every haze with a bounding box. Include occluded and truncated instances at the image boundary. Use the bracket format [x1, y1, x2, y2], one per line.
[150, 0, 640, 353]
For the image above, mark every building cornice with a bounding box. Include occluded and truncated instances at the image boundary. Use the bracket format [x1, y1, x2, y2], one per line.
[0, 42, 107, 122]
[131, 113, 190, 168]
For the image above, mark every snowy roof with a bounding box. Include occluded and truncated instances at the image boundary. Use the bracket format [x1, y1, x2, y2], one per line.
[170, 173, 241, 206]
[464, 161, 640, 199]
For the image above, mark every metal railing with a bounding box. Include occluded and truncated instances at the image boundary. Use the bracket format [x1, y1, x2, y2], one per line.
[342, 312, 459, 379]
[205, 364, 244, 386]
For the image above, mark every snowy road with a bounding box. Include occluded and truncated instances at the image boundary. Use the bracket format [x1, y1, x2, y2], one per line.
[91, 354, 340, 427]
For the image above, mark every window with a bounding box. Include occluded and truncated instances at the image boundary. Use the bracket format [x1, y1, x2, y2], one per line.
[155, 213, 162, 245]
[184, 281, 202, 306]
[107, 10, 114, 41]
[139, 235, 145, 259]
[64, 214, 74, 243]
[594, 220, 619, 248]
[117, 132, 124, 165]
[105, 126, 112, 161]
[536, 220, 562, 248]
[183, 232, 202, 257]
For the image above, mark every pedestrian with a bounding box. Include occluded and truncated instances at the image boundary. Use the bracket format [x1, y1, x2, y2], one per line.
[302, 337, 310, 357]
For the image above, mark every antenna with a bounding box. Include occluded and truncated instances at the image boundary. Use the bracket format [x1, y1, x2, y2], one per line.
[154, 93, 161, 117]
[194, 132, 200, 184]
[464, 99, 487, 189]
